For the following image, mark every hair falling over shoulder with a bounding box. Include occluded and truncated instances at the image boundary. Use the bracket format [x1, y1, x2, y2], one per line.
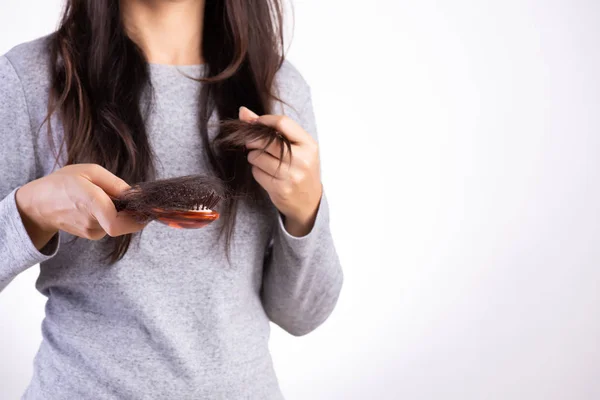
[46, 0, 288, 263]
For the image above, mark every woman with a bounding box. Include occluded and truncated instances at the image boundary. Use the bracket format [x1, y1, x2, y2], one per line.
[0, 0, 343, 398]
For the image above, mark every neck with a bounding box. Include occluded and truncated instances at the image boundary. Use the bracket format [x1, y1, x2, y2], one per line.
[120, 0, 206, 65]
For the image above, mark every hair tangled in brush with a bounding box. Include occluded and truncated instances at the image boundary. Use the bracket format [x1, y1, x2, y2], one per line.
[215, 120, 293, 169]
[111, 175, 227, 224]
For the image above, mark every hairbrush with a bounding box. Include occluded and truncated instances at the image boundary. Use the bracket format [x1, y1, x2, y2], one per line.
[111, 175, 227, 229]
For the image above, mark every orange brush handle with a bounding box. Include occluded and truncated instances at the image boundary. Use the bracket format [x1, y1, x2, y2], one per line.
[151, 208, 220, 229]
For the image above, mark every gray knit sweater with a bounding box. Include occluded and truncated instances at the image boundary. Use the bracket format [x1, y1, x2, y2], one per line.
[0, 37, 343, 400]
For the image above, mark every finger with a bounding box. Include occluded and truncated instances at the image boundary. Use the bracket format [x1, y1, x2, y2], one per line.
[254, 114, 311, 144]
[109, 213, 148, 236]
[239, 106, 259, 122]
[62, 226, 106, 241]
[246, 137, 294, 162]
[84, 228, 107, 241]
[247, 149, 289, 179]
[85, 183, 147, 237]
[76, 164, 131, 197]
[251, 165, 279, 193]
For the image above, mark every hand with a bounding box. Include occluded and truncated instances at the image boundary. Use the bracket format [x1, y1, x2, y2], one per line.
[239, 106, 323, 237]
[15, 164, 148, 250]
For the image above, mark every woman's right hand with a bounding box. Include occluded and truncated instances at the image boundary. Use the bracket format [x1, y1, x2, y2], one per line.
[15, 164, 147, 250]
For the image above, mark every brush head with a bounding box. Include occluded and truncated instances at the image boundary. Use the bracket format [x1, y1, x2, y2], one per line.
[111, 174, 227, 229]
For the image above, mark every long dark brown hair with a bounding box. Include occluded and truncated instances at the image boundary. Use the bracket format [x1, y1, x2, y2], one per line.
[46, 0, 287, 263]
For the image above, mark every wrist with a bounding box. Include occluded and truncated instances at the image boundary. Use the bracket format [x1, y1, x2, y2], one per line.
[282, 199, 321, 237]
[283, 213, 316, 237]
[15, 183, 58, 249]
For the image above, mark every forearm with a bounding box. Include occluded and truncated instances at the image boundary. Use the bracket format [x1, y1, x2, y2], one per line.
[261, 192, 343, 336]
[281, 206, 318, 238]
[0, 188, 60, 291]
[0, 55, 61, 290]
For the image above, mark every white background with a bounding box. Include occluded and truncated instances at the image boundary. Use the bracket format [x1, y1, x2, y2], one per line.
[1, 0, 600, 399]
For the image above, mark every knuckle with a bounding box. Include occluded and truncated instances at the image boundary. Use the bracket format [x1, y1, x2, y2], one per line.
[276, 116, 291, 131]
[298, 156, 311, 170]
[291, 170, 305, 184]
[74, 198, 88, 213]
[281, 184, 294, 197]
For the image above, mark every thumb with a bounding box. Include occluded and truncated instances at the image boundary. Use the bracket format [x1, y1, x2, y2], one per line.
[239, 106, 259, 122]
[74, 164, 131, 197]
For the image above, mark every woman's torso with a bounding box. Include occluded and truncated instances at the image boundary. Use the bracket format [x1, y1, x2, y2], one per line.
[9, 37, 288, 399]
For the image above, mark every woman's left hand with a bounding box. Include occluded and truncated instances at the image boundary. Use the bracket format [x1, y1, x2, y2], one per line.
[239, 106, 323, 237]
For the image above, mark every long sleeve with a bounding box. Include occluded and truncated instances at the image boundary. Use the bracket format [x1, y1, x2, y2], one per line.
[260, 80, 344, 336]
[0, 55, 60, 291]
